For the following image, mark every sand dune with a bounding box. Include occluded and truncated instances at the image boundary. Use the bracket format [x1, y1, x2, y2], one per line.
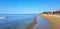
[40, 14, 60, 29]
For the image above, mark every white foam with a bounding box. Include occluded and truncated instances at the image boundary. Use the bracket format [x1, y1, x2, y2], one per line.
[0, 16, 6, 19]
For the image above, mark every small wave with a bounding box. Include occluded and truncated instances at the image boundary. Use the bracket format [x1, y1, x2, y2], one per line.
[0, 16, 6, 19]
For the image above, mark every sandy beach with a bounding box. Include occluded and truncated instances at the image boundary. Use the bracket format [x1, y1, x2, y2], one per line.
[40, 14, 60, 29]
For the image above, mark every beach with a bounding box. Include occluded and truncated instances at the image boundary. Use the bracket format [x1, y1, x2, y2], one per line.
[40, 14, 60, 29]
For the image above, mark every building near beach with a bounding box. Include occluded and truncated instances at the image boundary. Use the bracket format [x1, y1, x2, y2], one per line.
[53, 10, 60, 15]
[43, 10, 60, 15]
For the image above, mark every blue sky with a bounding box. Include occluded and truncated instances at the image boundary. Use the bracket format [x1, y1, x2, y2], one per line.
[0, 0, 60, 14]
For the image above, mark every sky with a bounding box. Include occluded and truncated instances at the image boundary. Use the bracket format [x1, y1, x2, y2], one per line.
[0, 0, 60, 14]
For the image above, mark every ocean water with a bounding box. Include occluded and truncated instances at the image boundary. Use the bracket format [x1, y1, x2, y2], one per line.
[0, 14, 37, 29]
[0, 14, 50, 29]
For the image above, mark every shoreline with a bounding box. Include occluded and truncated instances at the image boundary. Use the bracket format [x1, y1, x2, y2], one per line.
[26, 17, 37, 29]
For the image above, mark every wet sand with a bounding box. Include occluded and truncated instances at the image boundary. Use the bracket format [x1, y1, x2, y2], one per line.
[26, 17, 37, 29]
[40, 14, 60, 29]
[26, 21, 37, 29]
[27, 16, 51, 29]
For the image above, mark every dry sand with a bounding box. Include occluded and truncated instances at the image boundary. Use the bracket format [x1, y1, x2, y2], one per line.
[40, 14, 60, 29]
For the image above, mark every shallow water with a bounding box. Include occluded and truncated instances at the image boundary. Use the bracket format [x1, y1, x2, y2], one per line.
[35, 16, 51, 29]
[0, 14, 50, 29]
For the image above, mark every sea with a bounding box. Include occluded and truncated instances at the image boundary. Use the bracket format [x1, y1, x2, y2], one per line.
[0, 14, 51, 29]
